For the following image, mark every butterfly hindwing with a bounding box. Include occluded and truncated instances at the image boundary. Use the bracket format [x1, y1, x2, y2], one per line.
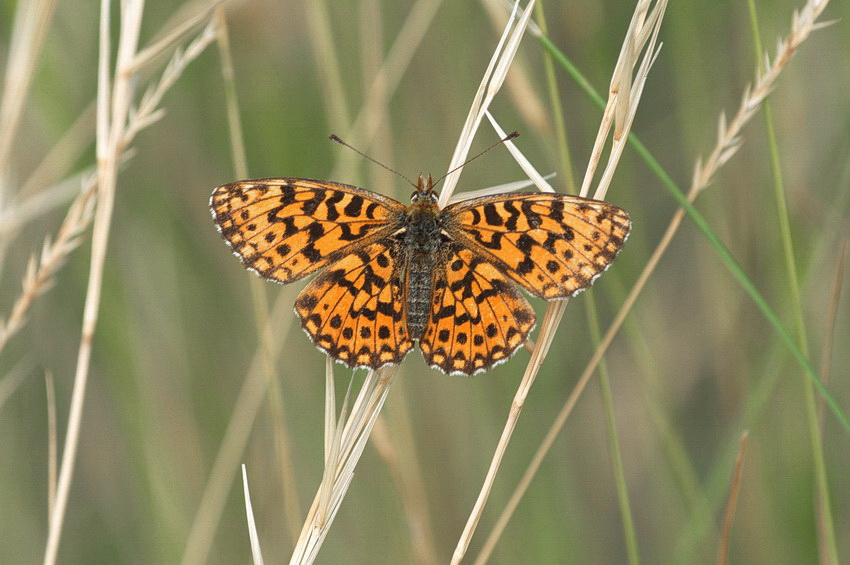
[294, 240, 414, 370]
[419, 245, 536, 375]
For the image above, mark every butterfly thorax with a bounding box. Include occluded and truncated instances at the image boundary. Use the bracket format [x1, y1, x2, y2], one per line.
[401, 177, 449, 340]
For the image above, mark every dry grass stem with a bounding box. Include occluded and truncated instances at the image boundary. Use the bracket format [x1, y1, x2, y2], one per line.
[243, 465, 265, 565]
[689, 1, 831, 201]
[284, 3, 534, 561]
[582, 0, 666, 200]
[0, 0, 57, 183]
[44, 371, 58, 521]
[439, 0, 534, 207]
[481, 0, 551, 135]
[291, 366, 398, 563]
[0, 179, 95, 355]
[44, 2, 141, 560]
[485, 111, 555, 192]
[716, 431, 749, 565]
[318, 358, 342, 526]
[446, 172, 556, 203]
[454, 1, 665, 561]
[40, 3, 219, 562]
[476, 0, 835, 557]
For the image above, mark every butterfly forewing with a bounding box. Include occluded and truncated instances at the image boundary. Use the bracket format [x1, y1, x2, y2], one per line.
[210, 178, 404, 283]
[444, 193, 631, 299]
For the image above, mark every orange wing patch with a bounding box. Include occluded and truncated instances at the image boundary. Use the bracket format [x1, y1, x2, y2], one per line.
[419, 245, 536, 375]
[445, 193, 631, 299]
[210, 178, 402, 283]
[294, 241, 414, 370]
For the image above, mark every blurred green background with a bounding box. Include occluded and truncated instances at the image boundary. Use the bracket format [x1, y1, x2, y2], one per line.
[1, 0, 849, 563]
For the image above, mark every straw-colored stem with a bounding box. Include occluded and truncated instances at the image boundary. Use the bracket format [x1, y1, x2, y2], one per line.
[43, 2, 140, 561]
[716, 432, 749, 565]
[0, 0, 57, 181]
[456, 1, 664, 559]
[478, 0, 838, 559]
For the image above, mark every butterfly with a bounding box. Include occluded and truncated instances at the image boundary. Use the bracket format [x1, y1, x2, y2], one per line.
[210, 175, 630, 375]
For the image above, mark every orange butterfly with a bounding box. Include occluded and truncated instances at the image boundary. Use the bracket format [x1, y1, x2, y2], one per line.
[211, 176, 630, 375]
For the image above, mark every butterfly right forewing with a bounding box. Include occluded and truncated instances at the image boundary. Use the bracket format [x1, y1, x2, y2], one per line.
[444, 192, 631, 299]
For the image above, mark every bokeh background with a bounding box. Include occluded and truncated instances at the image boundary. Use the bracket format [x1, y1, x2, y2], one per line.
[1, 0, 849, 563]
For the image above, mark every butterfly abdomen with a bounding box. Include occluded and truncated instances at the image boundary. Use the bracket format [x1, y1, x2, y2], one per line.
[406, 256, 433, 340]
[402, 197, 444, 341]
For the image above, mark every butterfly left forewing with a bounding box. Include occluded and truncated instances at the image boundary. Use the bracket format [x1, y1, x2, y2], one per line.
[210, 178, 404, 283]
[444, 193, 631, 299]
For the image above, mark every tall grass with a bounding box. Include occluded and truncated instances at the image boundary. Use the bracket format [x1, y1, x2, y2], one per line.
[0, 0, 847, 563]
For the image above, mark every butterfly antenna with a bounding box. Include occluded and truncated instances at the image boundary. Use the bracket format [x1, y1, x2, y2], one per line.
[432, 131, 520, 187]
[328, 134, 417, 188]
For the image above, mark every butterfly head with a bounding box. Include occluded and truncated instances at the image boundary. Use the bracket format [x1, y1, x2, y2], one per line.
[410, 174, 438, 204]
